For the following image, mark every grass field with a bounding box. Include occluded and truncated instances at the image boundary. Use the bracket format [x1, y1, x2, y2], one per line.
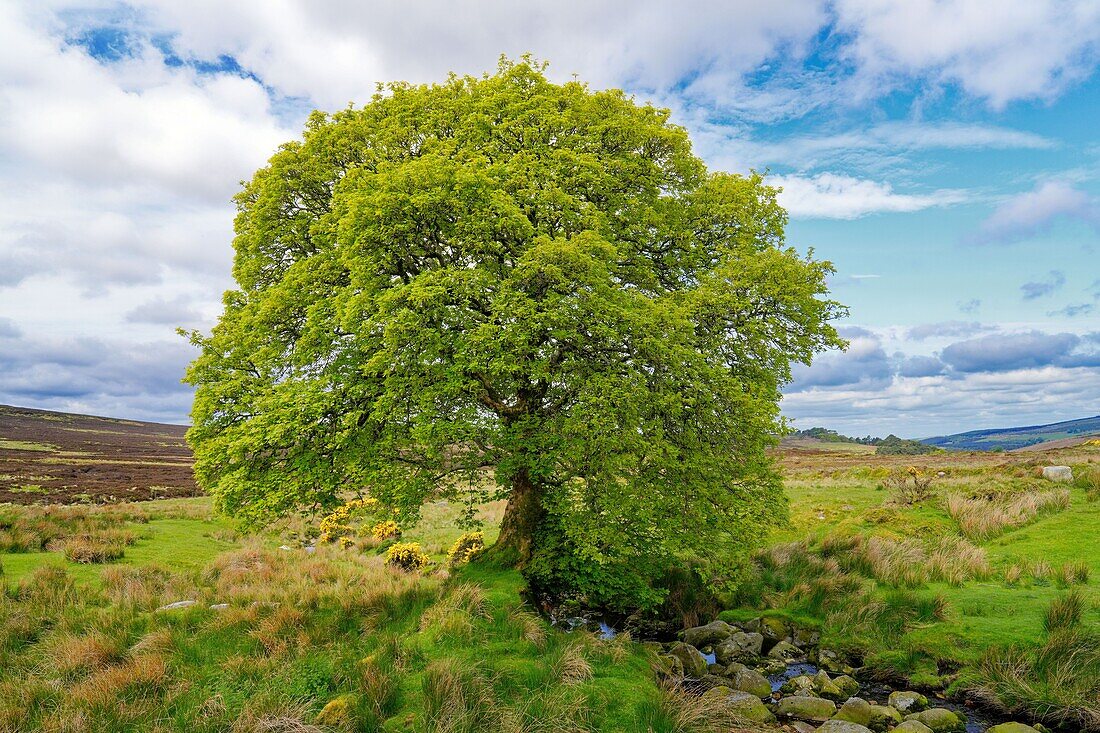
[0, 497, 732, 733]
[2, 405, 1098, 731]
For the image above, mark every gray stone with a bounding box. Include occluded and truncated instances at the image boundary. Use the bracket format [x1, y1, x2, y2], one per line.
[1042, 466, 1073, 482]
[715, 631, 764, 664]
[702, 688, 776, 724]
[681, 620, 735, 648]
[889, 691, 929, 713]
[780, 674, 817, 696]
[730, 666, 772, 698]
[156, 600, 196, 611]
[668, 642, 708, 678]
[818, 721, 874, 733]
[209, 603, 229, 610]
[817, 648, 855, 675]
[834, 697, 872, 726]
[768, 640, 804, 660]
[776, 696, 837, 723]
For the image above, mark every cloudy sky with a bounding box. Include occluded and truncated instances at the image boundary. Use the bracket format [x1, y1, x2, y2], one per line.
[1, 1, 1098, 437]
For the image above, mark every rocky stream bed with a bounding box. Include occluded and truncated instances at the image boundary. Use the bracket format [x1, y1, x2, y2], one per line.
[557, 613, 1054, 733]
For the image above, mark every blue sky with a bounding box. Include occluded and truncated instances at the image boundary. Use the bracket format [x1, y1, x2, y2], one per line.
[0, 1, 1098, 436]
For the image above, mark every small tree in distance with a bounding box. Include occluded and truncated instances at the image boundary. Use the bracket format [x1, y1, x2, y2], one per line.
[184, 58, 846, 611]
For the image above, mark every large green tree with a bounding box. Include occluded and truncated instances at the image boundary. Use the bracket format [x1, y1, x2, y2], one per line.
[184, 59, 845, 608]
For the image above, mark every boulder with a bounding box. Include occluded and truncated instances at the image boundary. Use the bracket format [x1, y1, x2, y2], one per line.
[817, 648, 855, 675]
[668, 642, 708, 678]
[904, 708, 966, 733]
[758, 659, 789, 675]
[833, 675, 860, 698]
[889, 691, 929, 713]
[894, 722, 934, 733]
[702, 688, 776, 724]
[156, 600, 197, 611]
[790, 723, 818, 733]
[1042, 466, 1073, 482]
[987, 725, 1042, 733]
[655, 654, 683, 681]
[729, 666, 772, 698]
[681, 620, 735, 648]
[697, 674, 733, 691]
[715, 632, 764, 664]
[793, 626, 820, 647]
[868, 704, 903, 732]
[768, 640, 804, 661]
[780, 675, 817, 696]
[818, 721, 874, 733]
[760, 616, 788, 640]
[833, 697, 873, 726]
[777, 696, 837, 723]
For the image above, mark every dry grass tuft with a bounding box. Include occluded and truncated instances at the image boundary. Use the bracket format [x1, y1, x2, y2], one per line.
[946, 488, 1070, 540]
[43, 633, 124, 678]
[70, 654, 168, 707]
[554, 643, 593, 685]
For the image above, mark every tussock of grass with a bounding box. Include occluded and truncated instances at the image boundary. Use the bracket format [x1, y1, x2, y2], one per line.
[946, 488, 1070, 540]
[972, 628, 1100, 731]
[1043, 592, 1083, 634]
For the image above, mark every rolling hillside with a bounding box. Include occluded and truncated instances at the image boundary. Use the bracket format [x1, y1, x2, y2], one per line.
[0, 404, 198, 504]
[922, 414, 1100, 451]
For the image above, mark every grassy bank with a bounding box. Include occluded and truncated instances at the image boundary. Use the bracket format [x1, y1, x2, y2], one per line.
[0, 498, 748, 733]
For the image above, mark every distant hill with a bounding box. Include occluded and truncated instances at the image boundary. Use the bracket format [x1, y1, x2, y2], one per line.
[922, 415, 1100, 452]
[0, 404, 197, 504]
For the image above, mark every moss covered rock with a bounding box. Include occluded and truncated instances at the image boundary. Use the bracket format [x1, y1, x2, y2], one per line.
[889, 690, 929, 713]
[818, 720, 874, 733]
[668, 641, 708, 678]
[834, 697, 872, 726]
[681, 620, 734, 648]
[904, 708, 966, 733]
[777, 695, 837, 722]
[703, 688, 777, 723]
[868, 704, 903, 732]
[316, 693, 358, 727]
[894, 722, 934, 733]
[730, 666, 772, 698]
[986, 725, 1042, 733]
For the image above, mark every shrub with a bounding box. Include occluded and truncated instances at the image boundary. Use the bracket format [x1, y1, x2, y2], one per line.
[370, 520, 400, 540]
[447, 532, 485, 567]
[318, 498, 378, 543]
[882, 467, 936, 504]
[385, 543, 430, 573]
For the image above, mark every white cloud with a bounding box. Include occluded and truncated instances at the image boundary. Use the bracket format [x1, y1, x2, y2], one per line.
[773, 173, 965, 219]
[975, 180, 1098, 243]
[835, 0, 1100, 108]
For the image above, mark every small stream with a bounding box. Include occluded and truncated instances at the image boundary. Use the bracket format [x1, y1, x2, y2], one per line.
[548, 613, 1020, 733]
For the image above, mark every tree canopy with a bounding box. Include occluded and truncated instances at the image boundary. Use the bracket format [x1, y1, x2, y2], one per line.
[184, 59, 845, 610]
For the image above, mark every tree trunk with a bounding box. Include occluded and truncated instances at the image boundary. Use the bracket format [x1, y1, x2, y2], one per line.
[494, 469, 544, 566]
